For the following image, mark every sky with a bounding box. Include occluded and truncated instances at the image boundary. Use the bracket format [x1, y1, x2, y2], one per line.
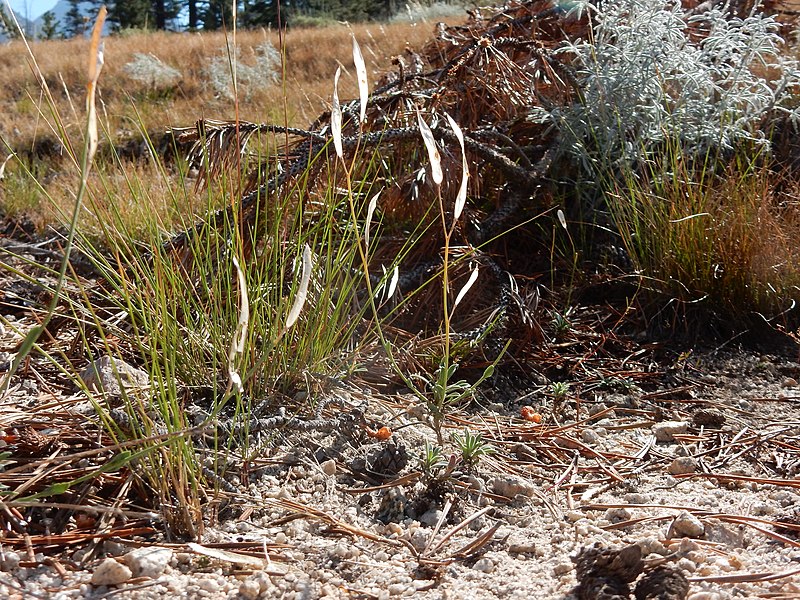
[7, 1, 59, 21]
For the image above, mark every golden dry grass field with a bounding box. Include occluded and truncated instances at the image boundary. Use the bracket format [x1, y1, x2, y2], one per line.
[0, 20, 454, 231]
[0, 22, 439, 141]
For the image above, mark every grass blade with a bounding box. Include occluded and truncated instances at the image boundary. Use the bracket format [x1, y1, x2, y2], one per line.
[557, 209, 567, 231]
[364, 190, 380, 249]
[331, 66, 343, 159]
[417, 110, 442, 185]
[445, 113, 468, 221]
[226, 255, 250, 395]
[452, 263, 479, 314]
[1, 6, 107, 394]
[352, 35, 368, 125]
[386, 265, 399, 302]
[283, 244, 313, 334]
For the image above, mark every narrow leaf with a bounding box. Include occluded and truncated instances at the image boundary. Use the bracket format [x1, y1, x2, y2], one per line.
[453, 264, 479, 313]
[445, 113, 468, 221]
[331, 66, 343, 159]
[36, 482, 72, 497]
[417, 111, 442, 185]
[352, 35, 368, 124]
[386, 265, 400, 301]
[364, 191, 380, 249]
[557, 209, 567, 231]
[0, 154, 14, 180]
[284, 245, 313, 333]
[227, 255, 250, 395]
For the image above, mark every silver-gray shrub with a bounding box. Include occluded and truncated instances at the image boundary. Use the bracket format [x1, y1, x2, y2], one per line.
[205, 42, 281, 101]
[550, 0, 800, 172]
[123, 53, 182, 88]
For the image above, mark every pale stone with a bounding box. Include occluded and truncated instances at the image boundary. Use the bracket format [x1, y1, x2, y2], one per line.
[653, 421, 689, 442]
[492, 475, 535, 498]
[80, 356, 149, 396]
[670, 511, 705, 539]
[472, 558, 495, 573]
[239, 579, 261, 600]
[668, 457, 698, 475]
[91, 558, 132, 586]
[123, 547, 173, 578]
[604, 507, 631, 523]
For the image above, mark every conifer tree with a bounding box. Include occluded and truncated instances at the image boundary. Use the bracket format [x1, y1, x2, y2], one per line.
[39, 11, 59, 40]
[0, 4, 20, 39]
[64, 0, 88, 37]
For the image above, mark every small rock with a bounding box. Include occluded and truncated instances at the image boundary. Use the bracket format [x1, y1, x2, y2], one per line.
[123, 546, 173, 578]
[676, 557, 696, 573]
[670, 511, 705, 539]
[692, 409, 726, 429]
[587, 403, 609, 418]
[508, 543, 537, 554]
[604, 507, 631, 524]
[566, 511, 585, 523]
[80, 356, 149, 397]
[625, 493, 650, 504]
[320, 459, 337, 477]
[637, 538, 667, 556]
[198, 578, 219, 592]
[668, 457, 698, 475]
[385, 522, 403, 536]
[250, 570, 275, 594]
[687, 593, 720, 600]
[320, 583, 340, 597]
[0, 550, 20, 571]
[330, 543, 352, 559]
[103, 541, 127, 557]
[653, 421, 689, 442]
[388, 582, 406, 595]
[553, 562, 572, 576]
[472, 558, 495, 573]
[239, 579, 261, 600]
[91, 558, 132, 586]
[492, 475, 535, 498]
[465, 475, 484, 491]
[581, 429, 599, 444]
[405, 527, 428, 552]
[419, 509, 443, 527]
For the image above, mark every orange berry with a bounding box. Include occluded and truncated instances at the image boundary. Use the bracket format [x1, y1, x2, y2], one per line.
[368, 426, 392, 440]
[520, 406, 542, 423]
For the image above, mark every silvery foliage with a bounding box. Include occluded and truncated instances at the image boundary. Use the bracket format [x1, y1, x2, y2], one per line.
[391, 1, 469, 23]
[123, 53, 182, 88]
[546, 0, 800, 171]
[205, 42, 281, 100]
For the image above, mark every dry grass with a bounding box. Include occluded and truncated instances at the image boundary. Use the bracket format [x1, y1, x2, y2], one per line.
[611, 161, 800, 325]
[0, 22, 443, 151]
[0, 20, 456, 231]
